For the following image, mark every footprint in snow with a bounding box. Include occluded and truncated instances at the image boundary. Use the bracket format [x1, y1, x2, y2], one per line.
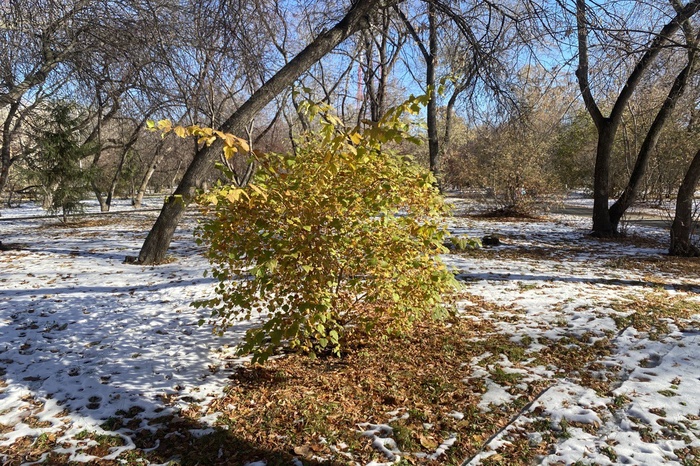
[640, 353, 662, 368]
[87, 396, 102, 410]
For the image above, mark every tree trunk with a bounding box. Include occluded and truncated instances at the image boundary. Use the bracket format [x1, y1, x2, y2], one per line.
[591, 124, 615, 236]
[609, 50, 697, 230]
[576, 0, 700, 236]
[92, 181, 108, 212]
[105, 149, 128, 209]
[426, 0, 439, 183]
[133, 142, 168, 208]
[106, 121, 145, 209]
[90, 96, 108, 211]
[441, 77, 471, 162]
[394, 2, 439, 180]
[136, 0, 382, 265]
[0, 102, 19, 198]
[670, 147, 700, 257]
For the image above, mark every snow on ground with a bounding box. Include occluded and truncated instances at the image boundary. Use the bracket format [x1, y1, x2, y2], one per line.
[1, 196, 700, 465]
[0, 200, 253, 463]
[447, 198, 700, 465]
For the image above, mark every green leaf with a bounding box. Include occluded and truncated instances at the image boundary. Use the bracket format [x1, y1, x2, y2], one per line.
[329, 330, 339, 343]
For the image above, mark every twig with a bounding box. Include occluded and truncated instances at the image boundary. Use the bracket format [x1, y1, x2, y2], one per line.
[459, 383, 555, 466]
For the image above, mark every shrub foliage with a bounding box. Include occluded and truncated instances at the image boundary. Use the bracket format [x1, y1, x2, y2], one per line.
[160, 96, 456, 363]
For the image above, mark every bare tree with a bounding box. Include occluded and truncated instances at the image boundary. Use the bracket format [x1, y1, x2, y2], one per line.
[670, 146, 700, 256]
[395, 2, 439, 177]
[135, 0, 389, 264]
[575, 0, 700, 236]
[0, 0, 92, 109]
[0, 0, 175, 200]
[0, 0, 94, 196]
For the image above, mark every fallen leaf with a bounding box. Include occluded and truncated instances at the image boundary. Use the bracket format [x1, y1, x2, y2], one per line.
[419, 434, 438, 450]
[293, 445, 312, 457]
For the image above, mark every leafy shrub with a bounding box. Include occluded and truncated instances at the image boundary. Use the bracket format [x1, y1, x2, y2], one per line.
[170, 97, 456, 363]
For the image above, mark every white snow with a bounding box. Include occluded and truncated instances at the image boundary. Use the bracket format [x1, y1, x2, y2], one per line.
[1, 200, 252, 463]
[448, 195, 700, 466]
[2, 195, 700, 465]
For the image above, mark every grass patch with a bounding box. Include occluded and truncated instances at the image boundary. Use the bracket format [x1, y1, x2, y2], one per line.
[490, 366, 524, 385]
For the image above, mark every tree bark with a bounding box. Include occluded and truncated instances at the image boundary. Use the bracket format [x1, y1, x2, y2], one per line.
[0, 102, 19, 198]
[590, 125, 615, 235]
[576, 0, 700, 236]
[136, 0, 382, 264]
[609, 53, 697, 230]
[92, 181, 108, 212]
[426, 0, 439, 184]
[133, 141, 168, 208]
[670, 147, 700, 257]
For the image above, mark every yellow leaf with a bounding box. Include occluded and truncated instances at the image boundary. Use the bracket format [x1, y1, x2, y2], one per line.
[237, 138, 250, 152]
[226, 189, 241, 203]
[220, 133, 236, 147]
[173, 126, 187, 138]
[199, 136, 217, 146]
[248, 183, 266, 199]
[157, 119, 172, 132]
[349, 132, 362, 145]
[199, 192, 218, 205]
[223, 145, 237, 159]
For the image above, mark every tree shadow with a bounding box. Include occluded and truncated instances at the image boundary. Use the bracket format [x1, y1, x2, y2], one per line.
[131, 419, 343, 465]
[0, 285, 344, 465]
[454, 271, 700, 292]
[1, 280, 216, 299]
[0, 227, 334, 464]
[3, 408, 341, 465]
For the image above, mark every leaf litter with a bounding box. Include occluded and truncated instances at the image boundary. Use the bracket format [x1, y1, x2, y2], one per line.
[0, 196, 699, 465]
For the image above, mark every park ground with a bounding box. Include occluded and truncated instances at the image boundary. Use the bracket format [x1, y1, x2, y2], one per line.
[1, 195, 699, 465]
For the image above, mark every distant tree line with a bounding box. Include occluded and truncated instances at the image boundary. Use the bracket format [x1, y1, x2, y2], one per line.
[2, 1, 700, 255]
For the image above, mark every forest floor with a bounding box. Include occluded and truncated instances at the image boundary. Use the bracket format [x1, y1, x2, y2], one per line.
[1, 196, 699, 465]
